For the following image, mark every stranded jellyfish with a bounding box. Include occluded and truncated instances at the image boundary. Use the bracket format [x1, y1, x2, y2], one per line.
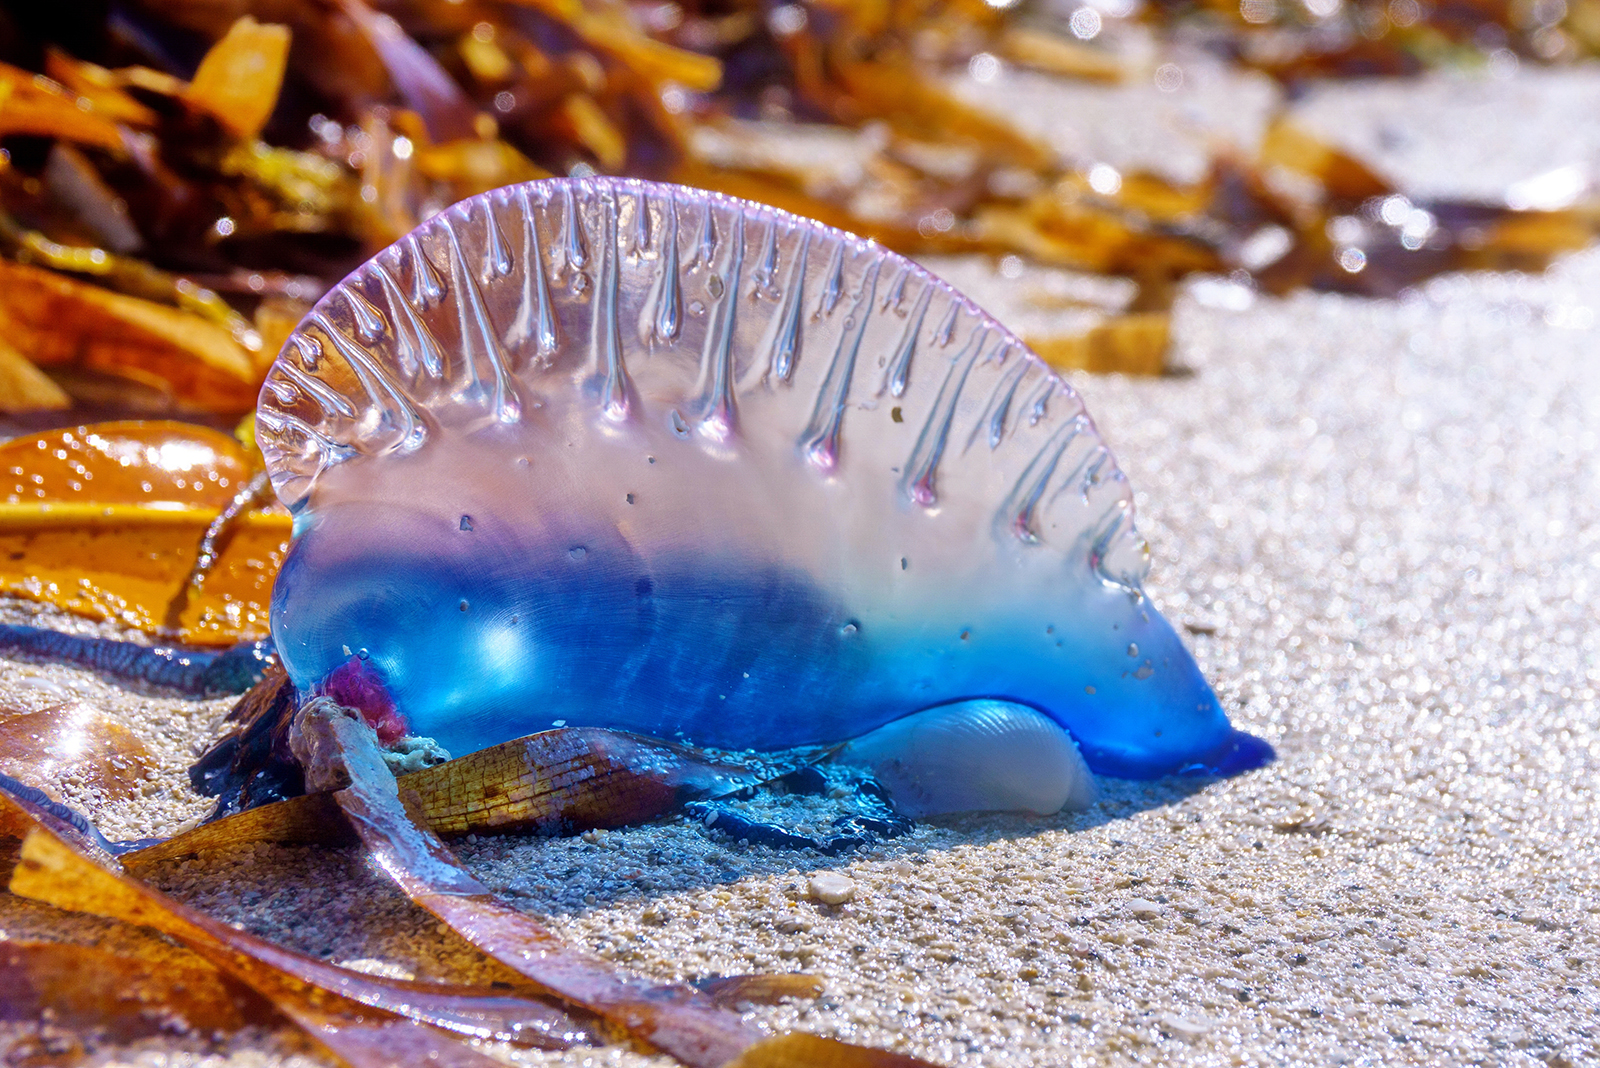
[257, 177, 1271, 816]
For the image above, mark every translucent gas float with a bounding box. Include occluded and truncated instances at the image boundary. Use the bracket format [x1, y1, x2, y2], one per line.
[257, 178, 1272, 817]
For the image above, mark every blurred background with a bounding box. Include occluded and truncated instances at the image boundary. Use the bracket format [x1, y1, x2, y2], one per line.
[0, 0, 1595, 423]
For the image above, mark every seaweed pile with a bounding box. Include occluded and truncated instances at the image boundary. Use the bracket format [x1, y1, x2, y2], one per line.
[0, 0, 1593, 417]
[0, 716, 935, 1067]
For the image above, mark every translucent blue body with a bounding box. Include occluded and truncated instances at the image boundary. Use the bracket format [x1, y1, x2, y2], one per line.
[260, 178, 1272, 780]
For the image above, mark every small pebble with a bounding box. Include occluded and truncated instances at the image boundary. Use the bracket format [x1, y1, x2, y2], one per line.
[1160, 1013, 1214, 1040]
[808, 873, 856, 905]
[16, 675, 68, 698]
[338, 957, 415, 980]
[1125, 898, 1163, 918]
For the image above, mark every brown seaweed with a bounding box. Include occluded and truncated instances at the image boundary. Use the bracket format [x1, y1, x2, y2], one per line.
[696, 973, 828, 1009]
[183, 17, 291, 141]
[0, 938, 280, 1042]
[0, 786, 601, 1060]
[728, 1033, 950, 1068]
[150, 717, 822, 861]
[0, 723, 941, 1067]
[0, 0, 1591, 426]
[0, 700, 154, 802]
[0, 260, 259, 412]
[285, 698, 942, 1066]
[0, 422, 289, 643]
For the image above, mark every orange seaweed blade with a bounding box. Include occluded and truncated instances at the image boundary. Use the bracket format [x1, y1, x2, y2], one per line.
[402, 727, 824, 837]
[0, 938, 277, 1040]
[0, 422, 289, 644]
[41, 49, 158, 126]
[0, 336, 71, 412]
[294, 701, 767, 1065]
[0, 61, 127, 150]
[0, 699, 154, 801]
[0, 786, 599, 1059]
[186, 17, 292, 140]
[728, 1033, 946, 1067]
[0, 260, 260, 414]
[294, 702, 948, 1067]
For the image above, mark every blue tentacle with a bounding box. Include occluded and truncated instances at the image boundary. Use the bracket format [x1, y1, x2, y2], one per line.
[0, 771, 161, 855]
[0, 624, 275, 697]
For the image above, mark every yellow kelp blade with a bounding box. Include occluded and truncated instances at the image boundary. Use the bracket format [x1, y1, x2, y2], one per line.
[0, 788, 599, 1063]
[729, 1034, 947, 1068]
[0, 336, 71, 412]
[0, 422, 289, 645]
[184, 17, 292, 140]
[0, 260, 260, 415]
[290, 701, 947, 1068]
[41, 49, 159, 127]
[0, 695, 154, 801]
[0, 938, 280, 1042]
[0, 61, 128, 151]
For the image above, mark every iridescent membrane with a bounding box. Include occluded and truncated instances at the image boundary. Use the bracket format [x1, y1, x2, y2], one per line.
[258, 177, 1271, 787]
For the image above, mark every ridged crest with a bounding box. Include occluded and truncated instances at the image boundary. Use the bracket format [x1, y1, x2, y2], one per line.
[258, 178, 1150, 592]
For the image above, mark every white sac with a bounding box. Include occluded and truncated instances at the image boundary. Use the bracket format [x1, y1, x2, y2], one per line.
[835, 699, 1098, 817]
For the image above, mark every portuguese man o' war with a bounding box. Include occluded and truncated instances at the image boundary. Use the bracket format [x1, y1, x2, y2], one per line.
[257, 177, 1272, 817]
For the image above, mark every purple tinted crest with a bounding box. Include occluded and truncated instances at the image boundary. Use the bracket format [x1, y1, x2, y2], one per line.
[258, 177, 1149, 589]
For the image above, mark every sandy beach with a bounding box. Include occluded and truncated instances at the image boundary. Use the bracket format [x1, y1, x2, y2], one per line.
[3, 65, 1598, 1067]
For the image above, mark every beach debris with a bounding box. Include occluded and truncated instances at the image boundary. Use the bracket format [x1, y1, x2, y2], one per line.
[392, 727, 817, 838]
[1124, 898, 1164, 919]
[0, 636, 269, 817]
[260, 177, 1271, 785]
[269, 696, 944, 1066]
[726, 1032, 950, 1067]
[1158, 1013, 1215, 1041]
[187, 666, 827, 827]
[0, 937, 278, 1044]
[0, 260, 261, 414]
[10, 721, 867, 1060]
[183, 664, 910, 853]
[0, 337, 70, 412]
[183, 16, 291, 141]
[0, 684, 155, 801]
[808, 873, 857, 906]
[6, 765, 931, 1064]
[0, 0, 1591, 421]
[695, 973, 827, 1008]
[0, 61, 128, 151]
[0, 422, 289, 644]
[0, 781, 602, 1062]
[1273, 809, 1334, 836]
[686, 768, 915, 856]
[186, 663, 304, 816]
